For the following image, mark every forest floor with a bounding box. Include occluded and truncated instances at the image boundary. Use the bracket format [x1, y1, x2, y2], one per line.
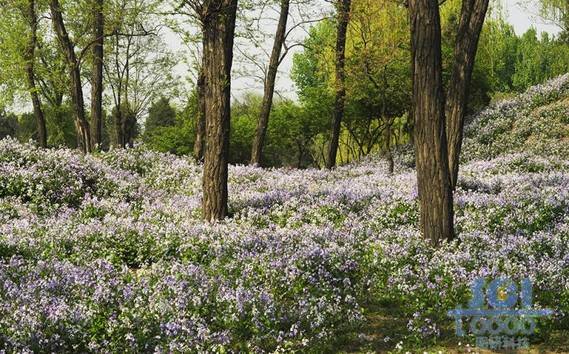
[335, 303, 569, 353]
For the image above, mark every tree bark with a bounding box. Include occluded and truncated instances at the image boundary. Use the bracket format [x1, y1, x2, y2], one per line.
[23, 0, 47, 148]
[50, 0, 91, 153]
[326, 0, 351, 169]
[446, 0, 489, 190]
[201, 0, 238, 221]
[250, 0, 290, 166]
[408, 0, 454, 245]
[194, 63, 206, 161]
[91, 0, 104, 150]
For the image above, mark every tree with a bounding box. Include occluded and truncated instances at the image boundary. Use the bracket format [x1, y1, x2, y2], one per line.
[145, 97, 177, 134]
[408, 0, 488, 244]
[49, 0, 92, 153]
[178, 0, 238, 221]
[292, 1, 411, 167]
[536, 0, 569, 42]
[104, 0, 176, 148]
[445, 0, 489, 189]
[22, 0, 48, 148]
[408, 0, 454, 245]
[348, 0, 410, 172]
[201, 0, 238, 221]
[144, 94, 196, 155]
[162, 1, 205, 161]
[250, 0, 291, 166]
[0, 0, 48, 147]
[91, 0, 104, 150]
[475, 17, 518, 93]
[21, 0, 48, 148]
[0, 111, 19, 140]
[326, 0, 351, 169]
[193, 63, 206, 161]
[111, 104, 138, 147]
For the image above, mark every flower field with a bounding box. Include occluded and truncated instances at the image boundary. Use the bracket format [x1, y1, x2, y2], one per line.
[1, 76, 569, 352]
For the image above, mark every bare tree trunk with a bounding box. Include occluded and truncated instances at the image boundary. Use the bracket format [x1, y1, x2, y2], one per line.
[446, 0, 489, 190]
[194, 65, 206, 161]
[409, 0, 454, 245]
[50, 0, 91, 153]
[250, 0, 290, 166]
[91, 0, 104, 150]
[385, 119, 394, 174]
[115, 107, 124, 147]
[326, 0, 351, 169]
[380, 66, 394, 174]
[23, 0, 47, 148]
[202, 0, 238, 221]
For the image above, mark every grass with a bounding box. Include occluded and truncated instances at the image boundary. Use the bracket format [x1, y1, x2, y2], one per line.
[331, 303, 569, 354]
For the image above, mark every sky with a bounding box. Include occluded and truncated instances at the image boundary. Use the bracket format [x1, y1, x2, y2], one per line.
[505, 0, 560, 35]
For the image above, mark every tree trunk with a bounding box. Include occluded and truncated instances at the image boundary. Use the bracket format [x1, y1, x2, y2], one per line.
[381, 66, 393, 174]
[409, 0, 454, 245]
[201, 0, 238, 222]
[446, 0, 489, 190]
[386, 119, 394, 174]
[326, 0, 351, 169]
[115, 107, 124, 147]
[50, 0, 91, 153]
[91, 0, 104, 150]
[250, 0, 290, 166]
[23, 0, 47, 148]
[121, 108, 128, 148]
[194, 65, 206, 161]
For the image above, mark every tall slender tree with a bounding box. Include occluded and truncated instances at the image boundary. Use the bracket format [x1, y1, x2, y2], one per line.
[446, 0, 489, 190]
[250, 0, 291, 166]
[408, 0, 454, 244]
[49, 0, 92, 153]
[326, 0, 351, 169]
[91, 0, 104, 150]
[22, 0, 47, 148]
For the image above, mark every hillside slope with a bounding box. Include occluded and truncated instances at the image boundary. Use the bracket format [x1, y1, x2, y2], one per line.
[463, 73, 569, 161]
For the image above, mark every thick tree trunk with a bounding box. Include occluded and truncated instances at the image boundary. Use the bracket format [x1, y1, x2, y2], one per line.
[91, 0, 104, 150]
[201, 0, 238, 221]
[194, 65, 206, 161]
[250, 0, 290, 166]
[409, 0, 454, 245]
[23, 0, 47, 148]
[446, 0, 489, 190]
[326, 0, 351, 169]
[50, 0, 91, 153]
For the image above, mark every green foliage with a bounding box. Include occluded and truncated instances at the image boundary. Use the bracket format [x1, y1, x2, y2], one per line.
[230, 94, 258, 164]
[145, 97, 177, 135]
[45, 105, 77, 148]
[143, 94, 195, 156]
[0, 111, 19, 140]
[228, 93, 328, 167]
[536, 0, 569, 41]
